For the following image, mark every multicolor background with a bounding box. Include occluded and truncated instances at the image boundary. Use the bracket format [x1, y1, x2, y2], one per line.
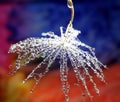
[0, 0, 120, 102]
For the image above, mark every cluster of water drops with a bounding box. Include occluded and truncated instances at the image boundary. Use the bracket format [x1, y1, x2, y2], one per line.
[8, 26, 106, 102]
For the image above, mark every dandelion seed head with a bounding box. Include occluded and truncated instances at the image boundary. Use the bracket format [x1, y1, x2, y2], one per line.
[8, 26, 106, 102]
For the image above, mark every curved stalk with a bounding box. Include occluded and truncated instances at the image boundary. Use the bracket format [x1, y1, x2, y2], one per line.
[67, 0, 74, 28]
[65, 0, 74, 36]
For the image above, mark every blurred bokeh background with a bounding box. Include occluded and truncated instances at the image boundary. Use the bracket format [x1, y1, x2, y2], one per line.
[0, 0, 120, 102]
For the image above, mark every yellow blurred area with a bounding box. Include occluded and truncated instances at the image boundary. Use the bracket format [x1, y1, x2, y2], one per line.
[0, 72, 32, 102]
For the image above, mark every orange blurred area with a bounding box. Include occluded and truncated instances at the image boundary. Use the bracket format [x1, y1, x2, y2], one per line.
[0, 62, 120, 102]
[28, 62, 120, 102]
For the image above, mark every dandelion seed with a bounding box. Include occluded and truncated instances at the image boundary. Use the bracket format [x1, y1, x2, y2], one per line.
[8, 26, 106, 101]
[8, 0, 106, 102]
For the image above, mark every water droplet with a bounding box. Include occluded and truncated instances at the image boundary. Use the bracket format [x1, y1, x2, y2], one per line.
[82, 93, 85, 97]
[47, 63, 51, 67]
[22, 80, 25, 84]
[67, 0, 73, 8]
[9, 65, 12, 69]
[41, 53, 46, 58]
[30, 90, 33, 93]
[65, 95, 69, 102]
[62, 75, 68, 81]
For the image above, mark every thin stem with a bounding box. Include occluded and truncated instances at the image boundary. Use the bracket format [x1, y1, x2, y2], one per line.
[65, 0, 74, 37]
[67, 0, 74, 28]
